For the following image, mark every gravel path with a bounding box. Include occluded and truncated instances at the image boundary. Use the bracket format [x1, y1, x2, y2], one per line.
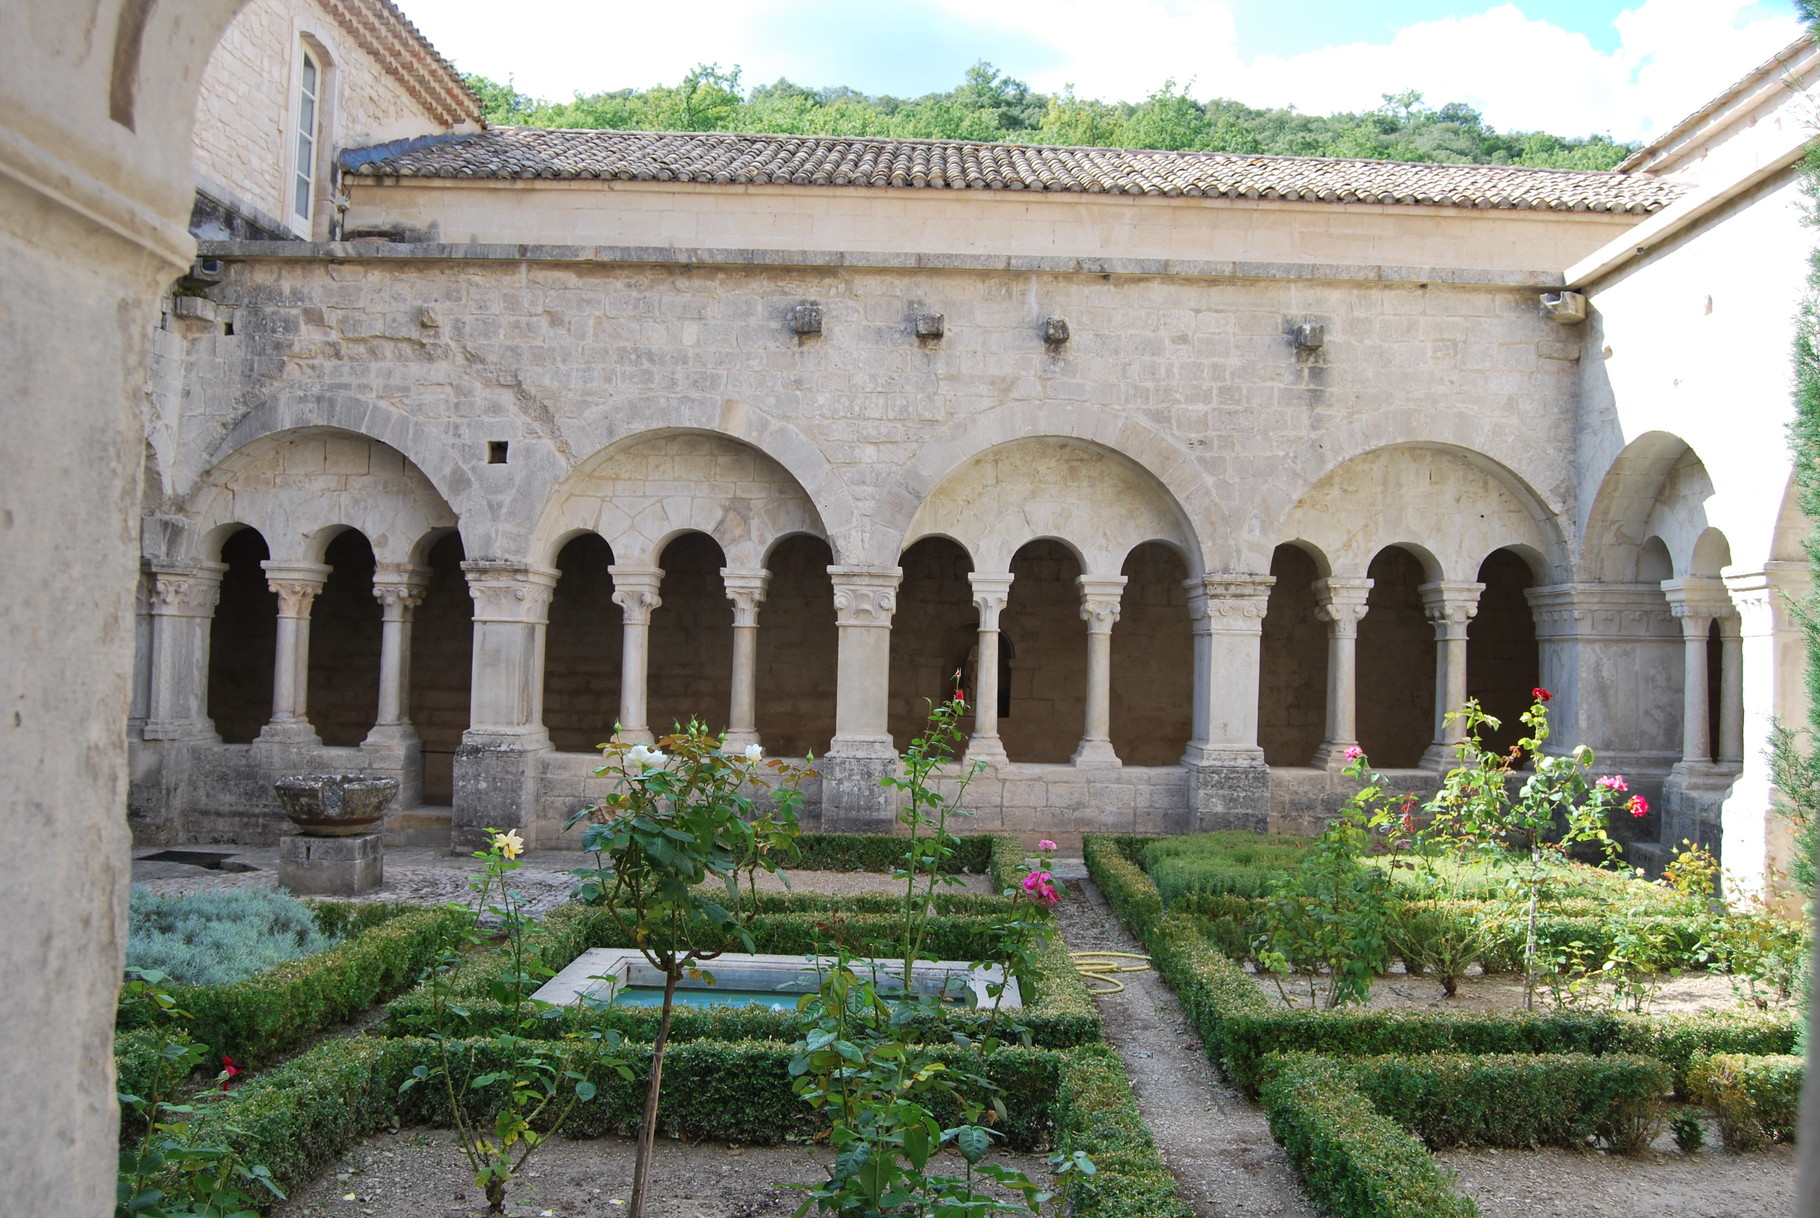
[1052, 874, 1316, 1218]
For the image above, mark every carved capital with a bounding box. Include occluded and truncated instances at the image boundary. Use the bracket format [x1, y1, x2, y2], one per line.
[372, 563, 431, 619]
[462, 560, 558, 624]
[608, 565, 664, 625]
[148, 561, 226, 617]
[1525, 583, 1679, 641]
[1419, 580, 1484, 639]
[1726, 564, 1809, 636]
[1190, 573, 1275, 634]
[829, 565, 903, 627]
[261, 561, 331, 618]
[1661, 577, 1733, 634]
[721, 567, 771, 628]
[1077, 576, 1127, 633]
[969, 572, 1015, 631]
[1313, 577, 1373, 636]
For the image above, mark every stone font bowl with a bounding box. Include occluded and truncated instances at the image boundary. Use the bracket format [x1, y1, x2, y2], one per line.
[275, 774, 398, 837]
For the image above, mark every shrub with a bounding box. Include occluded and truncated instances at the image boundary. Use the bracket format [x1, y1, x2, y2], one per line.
[117, 904, 468, 1066]
[1688, 1053, 1803, 1149]
[1055, 1043, 1194, 1218]
[1260, 1055, 1474, 1218]
[126, 885, 333, 987]
[1141, 831, 1316, 902]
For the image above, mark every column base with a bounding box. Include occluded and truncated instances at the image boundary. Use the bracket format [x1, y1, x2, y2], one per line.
[452, 733, 551, 854]
[723, 727, 760, 752]
[255, 719, 321, 747]
[361, 723, 421, 750]
[140, 720, 221, 743]
[965, 734, 1007, 766]
[1070, 738, 1121, 768]
[820, 737, 899, 833]
[1185, 756, 1272, 834]
[614, 726, 655, 746]
[1312, 742, 1361, 772]
[1419, 741, 1463, 771]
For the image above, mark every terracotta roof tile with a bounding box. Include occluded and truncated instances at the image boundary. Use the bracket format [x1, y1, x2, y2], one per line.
[346, 127, 1684, 212]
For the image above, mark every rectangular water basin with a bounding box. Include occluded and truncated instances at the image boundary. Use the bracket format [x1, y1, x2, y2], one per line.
[530, 948, 1020, 1011]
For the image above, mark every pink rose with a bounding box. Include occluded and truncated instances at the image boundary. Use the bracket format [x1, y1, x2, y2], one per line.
[1037, 839, 1057, 852]
[1343, 745, 1364, 761]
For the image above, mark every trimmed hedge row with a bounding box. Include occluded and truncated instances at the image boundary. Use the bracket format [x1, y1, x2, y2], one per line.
[191, 1033, 1175, 1216]
[783, 831, 1024, 885]
[384, 907, 1101, 1049]
[116, 904, 469, 1066]
[1082, 835, 1799, 1099]
[1689, 1053, 1803, 1149]
[1260, 1055, 1475, 1218]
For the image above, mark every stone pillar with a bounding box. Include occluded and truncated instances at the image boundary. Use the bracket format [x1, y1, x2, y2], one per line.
[1720, 565, 1810, 902]
[142, 561, 227, 742]
[1312, 577, 1373, 770]
[721, 568, 770, 752]
[1182, 574, 1275, 833]
[1662, 578, 1730, 770]
[1524, 583, 1682, 773]
[823, 565, 903, 831]
[965, 572, 1014, 765]
[1718, 615, 1745, 766]
[1418, 580, 1484, 769]
[364, 564, 430, 747]
[454, 561, 557, 852]
[608, 565, 663, 746]
[129, 567, 154, 740]
[1073, 576, 1127, 767]
[256, 561, 330, 746]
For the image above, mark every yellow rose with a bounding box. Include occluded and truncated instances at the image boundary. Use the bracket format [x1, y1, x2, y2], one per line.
[492, 829, 524, 860]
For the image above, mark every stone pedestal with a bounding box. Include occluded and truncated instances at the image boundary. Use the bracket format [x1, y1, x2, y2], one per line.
[278, 831, 383, 896]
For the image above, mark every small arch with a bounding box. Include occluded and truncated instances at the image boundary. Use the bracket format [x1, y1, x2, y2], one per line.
[1002, 540, 1087, 763]
[1111, 542, 1192, 765]
[544, 534, 621, 754]
[1358, 546, 1434, 767]
[206, 526, 276, 744]
[1259, 543, 1328, 766]
[1639, 537, 1674, 583]
[648, 532, 733, 735]
[308, 528, 381, 747]
[410, 531, 472, 804]
[1691, 528, 1733, 578]
[889, 537, 976, 750]
[756, 535, 836, 758]
[1467, 548, 1540, 758]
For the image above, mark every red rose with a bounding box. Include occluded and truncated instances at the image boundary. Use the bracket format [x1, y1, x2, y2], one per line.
[1532, 687, 1552, 702]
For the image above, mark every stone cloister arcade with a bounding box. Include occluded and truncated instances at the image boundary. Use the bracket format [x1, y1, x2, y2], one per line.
[130, 417, 1785, 867]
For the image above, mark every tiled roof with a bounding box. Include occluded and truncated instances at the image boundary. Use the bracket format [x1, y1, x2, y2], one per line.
[321, 0, 481, 130]
[347, 127, 1684, 212]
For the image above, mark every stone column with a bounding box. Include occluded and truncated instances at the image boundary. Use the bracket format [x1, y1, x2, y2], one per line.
[1312, 577, 1373, 769]
[257, 561, 330, 746]
[1720, 565, 1809, 902]
[1182, 574, 1275, 833]
[454, 561, 558, 851]
[965, 572, 1014, 765]
[1718, 614, 1745, 766]
[364, 564, 430, 748]
[823, 565, 903, 831]
[142, 560, 227, 741]
[1418, 580, 1484, 769]
[1662, 578, 1730, 769]
[1073, 576, 1127, 767]
[608, 565, 663, 745]
[721, 568, 770, 752]
[1524, 582, 1682, 773]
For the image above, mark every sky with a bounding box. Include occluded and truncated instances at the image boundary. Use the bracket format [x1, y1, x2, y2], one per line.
[406, 0, 1809, 142]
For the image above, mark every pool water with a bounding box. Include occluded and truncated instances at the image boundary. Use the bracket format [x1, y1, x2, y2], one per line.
[609, 984, 974, 1010]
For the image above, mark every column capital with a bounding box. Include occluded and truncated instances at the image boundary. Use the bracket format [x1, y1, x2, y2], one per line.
[261, 561, 331, 618]
[1419, 580, 1484, 638]
[608, 564, 664, 625]
[1725, 563, 1810, 635]
[147, 560, 227, 618]
[1313, 577, 1372, 634]
[1661, 576, 1733, 631]
[720, 567, 771, 627]
[829, 565, 902, 627]
[372, 563, 431, 617]
[1077, 576, 1127, 633]
[968, 571, 1015, 629]
[1525, 582, 1679, 641]
[1189, 573, 1275, 635]
[462, 560, 558, 624]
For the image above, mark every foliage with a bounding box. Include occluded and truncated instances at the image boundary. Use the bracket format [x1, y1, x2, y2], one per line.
[568, 725, 810, 1217]
[1670, 1107, 1706, 1152]
[1051, 1044, 1194, 1218]
[1254, 801, 1393, 1008]
[1687, 1053, 1804, 1149]
[1259, 1055, 1475, 1218]
[1140, 831, 1316, 902]
[462, 65, 1634, 169]
[115, 968, 284, 1218]
[126, 887, 333, 989]
[398, 831, 625, 1214]
[115, 904, 466, 1068]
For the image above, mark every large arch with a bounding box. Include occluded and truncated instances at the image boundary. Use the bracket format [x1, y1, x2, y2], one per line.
[900, 435, 1198, 577]
[874, 402, 1220, 571]
[179, 427, 458, 565]
[1275, 444, 1560, 583]
[1578, 431, 1716, 582]
[530, 429, 827, 570]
